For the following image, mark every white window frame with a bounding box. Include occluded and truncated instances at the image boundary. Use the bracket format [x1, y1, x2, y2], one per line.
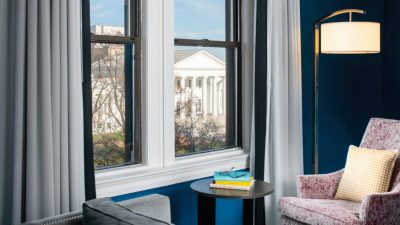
[95, 0, 250, 198]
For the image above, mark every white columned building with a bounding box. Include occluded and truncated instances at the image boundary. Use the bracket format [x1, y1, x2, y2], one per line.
[174, 50, 226, 119]
[90, 26, 227, 134]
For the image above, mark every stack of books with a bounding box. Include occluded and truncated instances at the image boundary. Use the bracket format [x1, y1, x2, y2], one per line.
[210, 171, 255, 190]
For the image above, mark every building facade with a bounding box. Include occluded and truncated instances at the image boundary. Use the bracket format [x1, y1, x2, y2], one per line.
[91, 25, 125, 36]
[91, 26, 226, 134]
[174, 50, 226, 118]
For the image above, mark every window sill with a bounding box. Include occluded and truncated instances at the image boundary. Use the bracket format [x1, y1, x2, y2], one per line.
[95, 148, 249, 197]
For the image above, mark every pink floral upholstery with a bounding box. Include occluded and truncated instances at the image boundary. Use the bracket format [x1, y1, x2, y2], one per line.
[360, 183, 400, 225]
[279, 118, 400, 225]
[297, 170, 343, 199]
[360, 118, 400, 190]
[281, 215, 307, 225]
[279, 197, 362, 225]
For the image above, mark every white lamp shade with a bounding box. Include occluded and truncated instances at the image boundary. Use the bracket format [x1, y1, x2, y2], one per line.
[321, 22, 380, 54]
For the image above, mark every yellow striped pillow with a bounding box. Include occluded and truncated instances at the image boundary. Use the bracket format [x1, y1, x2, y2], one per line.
[335, 145, 398, 202]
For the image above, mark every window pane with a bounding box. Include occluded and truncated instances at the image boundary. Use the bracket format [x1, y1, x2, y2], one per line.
[175, 47, 237, 156]
[91, 43, 133, 169]
[90, 0, 126, 36]
[175, 0, 229, 41]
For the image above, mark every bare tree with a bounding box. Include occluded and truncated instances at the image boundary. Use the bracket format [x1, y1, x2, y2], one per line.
[91, 44, 128, 168]
[175, 94, 225, 155]
[197, 117, 224, 150]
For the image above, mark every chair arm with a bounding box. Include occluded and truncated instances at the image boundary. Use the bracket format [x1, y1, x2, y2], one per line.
[117, 194, 172, 224]
[360, 190, 400, 225]
[22, 194, 172, 225]
[296, 169, 343, 199]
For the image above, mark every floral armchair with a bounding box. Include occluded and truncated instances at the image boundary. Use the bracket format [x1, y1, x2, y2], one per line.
[279, 118, 400, 225]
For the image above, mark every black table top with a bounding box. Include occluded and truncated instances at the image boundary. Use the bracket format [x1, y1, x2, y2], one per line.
[190, 178, 274, 199]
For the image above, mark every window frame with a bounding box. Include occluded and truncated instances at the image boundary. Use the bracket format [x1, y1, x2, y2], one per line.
[173, 0, 243, 157]
[83, 0, 249, 198]
[82, 0, 142, 197]
[91, 0, 142, 169]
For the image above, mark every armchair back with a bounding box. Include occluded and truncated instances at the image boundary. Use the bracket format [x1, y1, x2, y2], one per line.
[360, 118, 400, 191]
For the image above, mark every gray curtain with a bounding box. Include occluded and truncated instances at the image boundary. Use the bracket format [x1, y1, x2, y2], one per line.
[263, 0, 303, 223]
[251, 0, 303, 224]
[0, 0, 85, 224]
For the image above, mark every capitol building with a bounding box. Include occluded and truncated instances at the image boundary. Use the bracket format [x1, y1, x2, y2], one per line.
[91, 25, 226, 134]
[174, 49, 225, 118]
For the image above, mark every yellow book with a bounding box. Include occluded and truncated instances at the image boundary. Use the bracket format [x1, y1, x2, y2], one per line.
[210, 179, 255, 191]
[215, 177, 253, 186]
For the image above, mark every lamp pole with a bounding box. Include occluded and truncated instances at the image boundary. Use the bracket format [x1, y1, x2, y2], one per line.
[312, 9, 366, 174]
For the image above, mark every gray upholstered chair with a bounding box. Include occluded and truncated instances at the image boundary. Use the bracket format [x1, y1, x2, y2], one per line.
[22, 194, 172, 225]
[279, 118, 400, 225]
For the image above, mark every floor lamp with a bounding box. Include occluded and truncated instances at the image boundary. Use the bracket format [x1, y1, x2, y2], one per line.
[313, 9, 380, 174]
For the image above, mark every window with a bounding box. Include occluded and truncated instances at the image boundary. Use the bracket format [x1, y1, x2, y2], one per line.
[83, 0, 248, 197]
[84, 0, 142, 170]
[174, 0, 241, 156]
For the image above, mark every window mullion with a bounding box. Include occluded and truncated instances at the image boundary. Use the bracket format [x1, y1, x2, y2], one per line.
[133, 0, 142, 164]
[90, 35, 138, 44]
[141, 0, 165, 168]
[163, 0, 176, 167]
[174, 38, 239, 48]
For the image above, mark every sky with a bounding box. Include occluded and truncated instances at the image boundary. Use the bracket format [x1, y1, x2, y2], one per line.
[90, 0, 227, 60]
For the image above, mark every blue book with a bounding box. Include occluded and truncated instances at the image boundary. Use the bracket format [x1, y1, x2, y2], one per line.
[214, 171, 251, 182]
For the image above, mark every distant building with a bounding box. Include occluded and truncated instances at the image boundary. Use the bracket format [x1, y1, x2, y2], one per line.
[91, 25, 125, 36]
[91, 26, 226, 134]
[174, 50, 225, 118]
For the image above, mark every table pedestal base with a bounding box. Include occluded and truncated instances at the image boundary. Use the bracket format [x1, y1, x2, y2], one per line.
[198, 195, 216, 225]
[243, 199, 254, 225]
[192, 178, 273, 225]
[197, 196, 256, 225]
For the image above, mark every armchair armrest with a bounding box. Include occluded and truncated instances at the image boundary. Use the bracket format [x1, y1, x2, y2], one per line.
[22, 194, 172, 225]
[360, 188, 400, 225]
[296, 170, 343, 199]
[118, 194, 171, 224]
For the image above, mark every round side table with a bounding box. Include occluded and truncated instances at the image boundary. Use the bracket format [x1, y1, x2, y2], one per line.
[191, 178, 274, 225]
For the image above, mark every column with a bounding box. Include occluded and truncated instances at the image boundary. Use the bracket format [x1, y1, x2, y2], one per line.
[190, 77, 196, 117]
[212, 77, 218, 116]
[222, 77, 225, 115]
[202, 77, 208, 116]
[180, 77, 185, 118]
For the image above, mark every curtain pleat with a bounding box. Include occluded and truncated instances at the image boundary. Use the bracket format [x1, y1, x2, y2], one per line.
[264, 0, 303, 224]
[25, 0, 41, 218]
[1, 0, 28, 223]
[67, 0, 85, 210]
[0, 0, 85, 224]
[51, 0, 62, 215]
[60, 0, 71, 213]
[253, 0, 303, 224]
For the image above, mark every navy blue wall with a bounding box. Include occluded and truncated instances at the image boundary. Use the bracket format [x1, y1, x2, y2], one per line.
[112, 177, 242, 225]
[301, 0, 385, 174]
[112, 1, 388, 224]
[384, 0, 400, 119]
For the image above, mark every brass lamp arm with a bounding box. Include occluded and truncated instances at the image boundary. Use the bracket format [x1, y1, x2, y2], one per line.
[315, 9, 366, 25]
